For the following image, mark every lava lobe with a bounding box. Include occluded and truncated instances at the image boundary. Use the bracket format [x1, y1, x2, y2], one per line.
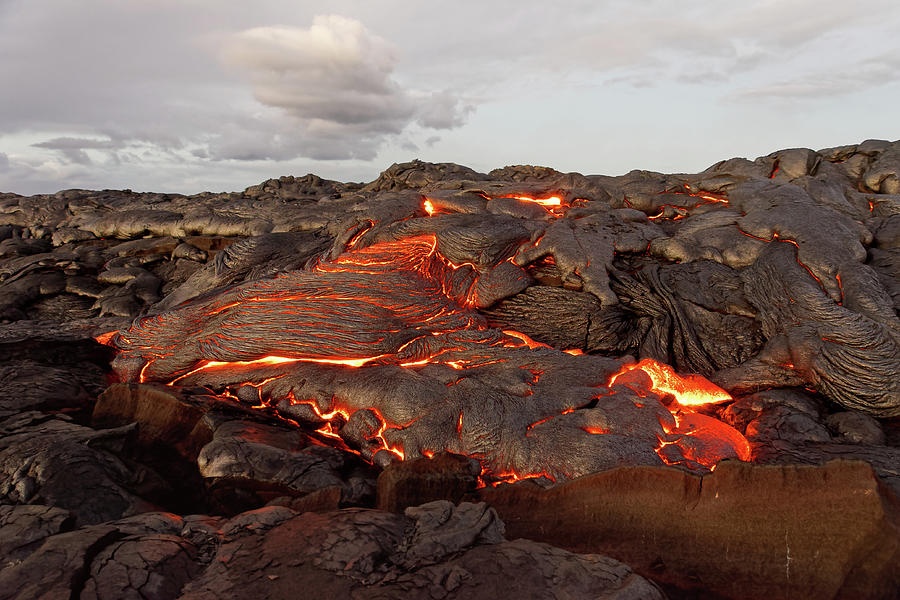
[105, 227, 749, 482]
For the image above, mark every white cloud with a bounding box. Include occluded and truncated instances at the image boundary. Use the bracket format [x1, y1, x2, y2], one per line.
[416, 90, 474, 129]
[218, 16, 473, 161]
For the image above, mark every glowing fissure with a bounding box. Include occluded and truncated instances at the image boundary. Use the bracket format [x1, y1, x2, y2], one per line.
[286, 394, 405, 461]
[736, 228, 837, 297]
[604, 358, 748, 467]
[671, 185, 728, 205]
[167, 354, 390, 385]
[647, 186, 728, 220]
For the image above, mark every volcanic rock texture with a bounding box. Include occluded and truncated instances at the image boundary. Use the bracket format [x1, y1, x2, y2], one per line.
[1, 140, 900, 599]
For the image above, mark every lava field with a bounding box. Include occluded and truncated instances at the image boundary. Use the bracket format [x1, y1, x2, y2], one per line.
[0, 140, 899, 599]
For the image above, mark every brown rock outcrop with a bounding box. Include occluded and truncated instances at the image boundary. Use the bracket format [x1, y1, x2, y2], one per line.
[479, 459, 900, 600]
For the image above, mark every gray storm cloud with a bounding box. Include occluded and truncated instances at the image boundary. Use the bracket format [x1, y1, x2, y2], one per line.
[218, 15, 472, 161]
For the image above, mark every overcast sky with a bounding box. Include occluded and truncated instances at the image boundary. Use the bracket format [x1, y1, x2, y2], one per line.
[1, 0, 898, 195]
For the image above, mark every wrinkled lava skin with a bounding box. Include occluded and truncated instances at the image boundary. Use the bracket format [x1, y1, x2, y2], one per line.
[108, 227, 748, 481]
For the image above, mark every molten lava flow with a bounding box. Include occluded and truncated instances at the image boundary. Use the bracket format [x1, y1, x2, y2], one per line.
[608, 359, 750, 468]
[168, 354, 391, 385]
[345, 222, 374, 249]
[664, 411, 752, 467]
[106, 227, 753, 480]
[648, 206, 688, 220]
[609, 358, 732, 407]
[509, 195, 568, 217]
[609, 359, 750, 469]
[285, 394, 405, 461]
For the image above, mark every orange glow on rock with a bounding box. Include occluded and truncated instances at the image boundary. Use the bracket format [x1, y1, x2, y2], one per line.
[94, 330, 117, 346]
[583, 426, 609, 435]
[487, 469, 556, 486]
[345, 222, 373, 249]
[673, 186, 728, 205]
[609, 358, 732, 407]
[423, 199, 436, 216]
[494, 194, 569, 217]
[666, 411, 752, 467]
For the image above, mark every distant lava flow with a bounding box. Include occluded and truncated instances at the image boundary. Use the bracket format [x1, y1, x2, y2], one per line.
[102, 232, 750, 481]
[507, 195, 564, 208]
[424, 193, 569, 217]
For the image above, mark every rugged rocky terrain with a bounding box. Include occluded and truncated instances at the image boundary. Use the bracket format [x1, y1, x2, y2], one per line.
[1, 140, 899, 599]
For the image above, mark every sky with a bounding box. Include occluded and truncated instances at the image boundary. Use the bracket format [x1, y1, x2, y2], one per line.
[1, 0, 898, 195]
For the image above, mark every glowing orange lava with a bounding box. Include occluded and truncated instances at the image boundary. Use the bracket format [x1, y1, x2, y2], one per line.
[511, 195, 562, 207]
[609, 358, 732, 407]
[665, 410, 752, 467]
[94, 330, 117, 345]
[422, 195, 566, 217]
[287, 394, 405, 461]
[167, 354, 390, 385]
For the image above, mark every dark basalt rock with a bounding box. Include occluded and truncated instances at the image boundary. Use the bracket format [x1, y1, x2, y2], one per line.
[177, 502, 664, 600]
[0, 512, 202, 600]
[0, 360, 94, 414]
[0, 505, 75, 567]
[197, 417, 376, 513]
[0, 412, 161, 526]
[1, 501, 664, 600]
[719, 388, 832, 445]
[826, 411, 887, 445]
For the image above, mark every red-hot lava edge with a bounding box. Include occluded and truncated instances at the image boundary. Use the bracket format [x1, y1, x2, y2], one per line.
[98, 193, 751, 485]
